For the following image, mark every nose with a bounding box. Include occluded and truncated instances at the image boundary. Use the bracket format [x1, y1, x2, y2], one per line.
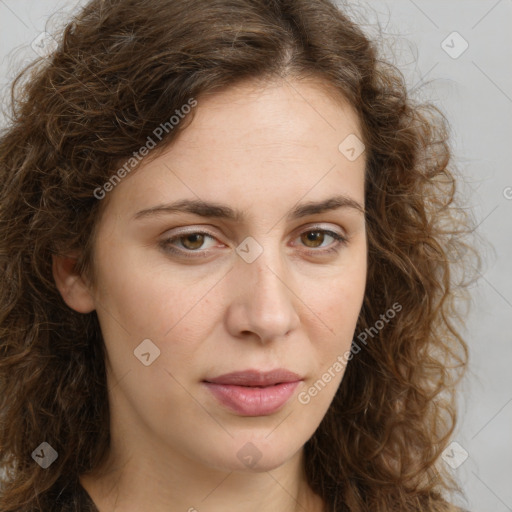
[224, 248, 301, 344]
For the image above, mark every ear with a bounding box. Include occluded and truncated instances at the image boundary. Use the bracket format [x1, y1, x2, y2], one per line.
[52, 251, 96, 313]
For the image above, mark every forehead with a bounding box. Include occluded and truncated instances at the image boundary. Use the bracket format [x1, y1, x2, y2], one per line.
[101, 77, 366, 220]
[177, 77, 361, 147]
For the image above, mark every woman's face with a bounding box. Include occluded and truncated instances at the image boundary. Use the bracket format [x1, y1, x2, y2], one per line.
[79, 78, 367, 473]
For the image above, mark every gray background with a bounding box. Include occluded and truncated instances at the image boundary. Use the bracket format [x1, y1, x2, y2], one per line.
[1, 0, 511, 510]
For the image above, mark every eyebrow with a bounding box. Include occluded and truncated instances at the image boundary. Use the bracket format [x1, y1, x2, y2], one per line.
[133, 194, 365, 222]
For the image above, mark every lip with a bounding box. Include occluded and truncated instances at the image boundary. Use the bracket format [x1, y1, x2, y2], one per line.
[203, 369, 303, 416]
[204, 368, 302, 386]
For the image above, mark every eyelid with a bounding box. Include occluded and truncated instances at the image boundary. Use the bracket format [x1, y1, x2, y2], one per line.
[296, 223, 347, 239]
[162, 226, 218, 239]
[163, 223, 347, 241]
[159, 223, 348, 257]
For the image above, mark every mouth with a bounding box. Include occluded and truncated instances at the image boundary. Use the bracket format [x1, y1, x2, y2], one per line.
[202, 368, 303, 416]
[203, 368, 302, 387]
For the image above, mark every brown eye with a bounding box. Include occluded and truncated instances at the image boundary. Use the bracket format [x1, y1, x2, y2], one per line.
[159, 230, 219, 257]
[295, 228, 348, 255]
[301, 231, 326, 248]
[180, 233, 206, 250]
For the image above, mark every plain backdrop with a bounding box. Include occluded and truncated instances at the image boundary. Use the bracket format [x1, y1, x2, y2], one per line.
[1, 1, 511, 511]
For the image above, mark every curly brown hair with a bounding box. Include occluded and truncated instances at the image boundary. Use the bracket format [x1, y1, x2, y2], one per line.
[0, 0, 478, 510]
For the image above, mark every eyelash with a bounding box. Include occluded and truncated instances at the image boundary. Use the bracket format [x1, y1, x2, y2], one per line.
[159, 227, 348, 259]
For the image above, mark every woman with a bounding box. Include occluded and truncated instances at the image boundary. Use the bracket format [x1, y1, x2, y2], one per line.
[0, 0, 477, 510]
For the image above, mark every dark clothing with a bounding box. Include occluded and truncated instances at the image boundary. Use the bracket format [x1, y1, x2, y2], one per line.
[53, 479, 98, 512]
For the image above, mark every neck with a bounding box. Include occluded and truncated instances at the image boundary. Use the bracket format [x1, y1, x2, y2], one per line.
[79, 444, 325, 512]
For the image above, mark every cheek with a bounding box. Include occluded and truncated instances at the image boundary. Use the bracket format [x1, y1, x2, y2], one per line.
[92, 247, 224, 384]
[93, 244, 207, 335]
[296, 272, 366, 413]
[306, 261, 366, 362]
[91, 251, 212, 414]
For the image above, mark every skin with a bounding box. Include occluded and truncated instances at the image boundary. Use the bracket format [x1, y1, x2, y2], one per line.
[53, 77, 367, 512]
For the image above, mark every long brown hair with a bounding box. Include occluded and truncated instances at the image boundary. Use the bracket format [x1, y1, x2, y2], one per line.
[0, 0, 478, 510]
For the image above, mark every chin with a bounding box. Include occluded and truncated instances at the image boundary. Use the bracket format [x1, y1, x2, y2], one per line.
[208, 435, 304, 473]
